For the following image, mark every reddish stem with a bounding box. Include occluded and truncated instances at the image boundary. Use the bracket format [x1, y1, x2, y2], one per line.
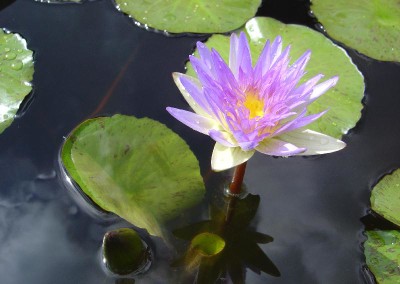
[228, 162, 247, 195]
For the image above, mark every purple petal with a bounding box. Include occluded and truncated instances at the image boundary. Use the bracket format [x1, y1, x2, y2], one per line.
[285, 50, 311, 83]
[237, 32, 253, 75]
[229, 33, 240, 74]
[229, 32, 253, 79]
[173, 73, 210, 116]
[309, 76, 339, 102]
[274, 110, 328, 136]
[209, 129, 237, 147]
[291, 76, 338, 112]
[269, 36, 283, 66]
[196, 41, 214, 72]
[189, 55, 217, 89]
[166, 107, 216, 135]
[210, 49, 240, 93]
[238, 140, 260, 151]
[254, 39, 272, 81]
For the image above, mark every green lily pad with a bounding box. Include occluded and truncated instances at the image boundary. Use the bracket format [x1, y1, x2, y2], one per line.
[365, 230, 400, 283]
[311, 0, 400, 62]
[102, 228, 149, 275]
[61, 115, 205, 237]
[0, 29, 34, 134]
[371, 169, 400, 227]
[190, 232, 225, 257]
[186, 17, 364, 139]
[114, 0, 262, 34]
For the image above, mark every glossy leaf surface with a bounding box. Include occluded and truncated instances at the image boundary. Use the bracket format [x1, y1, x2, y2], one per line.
[0, 29, 33, 134]
[114, 0, 261, 34]
[62, 115, 205, 236]
[365, 230, 400, 283]
[311, 0, 400, 62]
[371, 169, 400, 227]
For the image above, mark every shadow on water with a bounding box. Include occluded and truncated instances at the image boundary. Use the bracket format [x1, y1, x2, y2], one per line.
[172, 193, 280, 283]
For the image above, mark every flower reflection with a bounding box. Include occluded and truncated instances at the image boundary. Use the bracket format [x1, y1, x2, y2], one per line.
[172, 194, 280, 283]
[167, 32, 345, 171]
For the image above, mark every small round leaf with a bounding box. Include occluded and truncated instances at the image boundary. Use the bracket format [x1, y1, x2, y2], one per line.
[190, 232, 225, 257]
[102, 228, 148, 275]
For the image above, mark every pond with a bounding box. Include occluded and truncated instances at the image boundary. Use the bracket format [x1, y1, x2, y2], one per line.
[0, 0, 399, 283]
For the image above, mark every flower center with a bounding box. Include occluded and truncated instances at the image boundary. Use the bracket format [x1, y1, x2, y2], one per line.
[243, 95, 265, 119]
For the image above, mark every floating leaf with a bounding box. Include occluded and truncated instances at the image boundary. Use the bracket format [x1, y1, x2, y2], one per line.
[365, 230, 400, 283]
[186, 17, 364, 139]
[114, 0, 262, 34]
[311, 0, 400, 62]
[0, 29, 33, 134]
[371, 169, 400, 227]
[61, 115, 205, 237]
[102, 228, 150, 275]
[190, 232, 225, 257]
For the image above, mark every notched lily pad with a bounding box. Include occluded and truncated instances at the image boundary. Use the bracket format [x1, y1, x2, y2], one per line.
[0, 29, 34, 134]
[186, 17, 364, 139]
[311, 0, 400, 62]
[365, 230, 400, 283]
[371, 169, 400, 227]
[114, 0, 262, 34]
[61, 115, 205, 237]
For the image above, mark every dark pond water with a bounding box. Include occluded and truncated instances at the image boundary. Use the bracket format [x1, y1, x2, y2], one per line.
[0, 0, 400, 283]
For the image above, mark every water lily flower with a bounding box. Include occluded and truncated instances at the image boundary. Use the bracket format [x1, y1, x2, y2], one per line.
[167, 32, 345, 171]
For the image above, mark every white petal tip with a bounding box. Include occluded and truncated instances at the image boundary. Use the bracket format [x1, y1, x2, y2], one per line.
[211, 144, 254, 172]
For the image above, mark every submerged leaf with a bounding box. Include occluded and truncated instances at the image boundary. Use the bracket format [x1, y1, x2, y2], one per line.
[311, 0, 400, 62]
[190, 232, 225, 257]
[61, 115, 205, 236]
[371, 169, 400, 227]
[0, 29, 33, 134]
[113, 0, 262, 34]
[102, 228, 149, 275]
[186, 17, 364, 139]
[365, 230, 400, 283]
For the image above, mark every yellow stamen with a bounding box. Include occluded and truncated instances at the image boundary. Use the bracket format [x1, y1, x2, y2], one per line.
[243, 95, 265, 119]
